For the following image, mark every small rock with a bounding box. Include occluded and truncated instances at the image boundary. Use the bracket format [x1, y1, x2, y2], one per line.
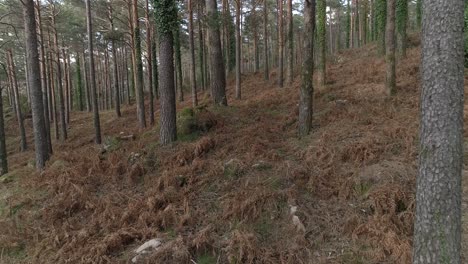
[132, 238, 162, 263]
[292, 215, 306, 233]
[135, 238, 162, 254]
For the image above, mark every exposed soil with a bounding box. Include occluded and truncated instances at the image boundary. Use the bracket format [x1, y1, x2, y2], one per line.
[1, 37, 467, 264]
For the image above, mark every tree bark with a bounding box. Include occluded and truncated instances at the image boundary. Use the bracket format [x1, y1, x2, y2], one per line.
[413, 0, 464, 263]
[263, 0, 269, 81]
[235, 0, 242, 99]
[0, 83, 7, 175]
[132, 0, 146, 128]
[298, 0, 315, 136]
[198, 1, 206, 91]
[286, 0, 293, 85]
[85, 0, 102, 144]
[385, 0, 396, 96]
[22, 0, 50, 168]
[317, 0, 326, 88]
[174, 25, 184, 102]
[145, 0, 154, 124]
[396, 0, 408, 57]
[76, 53, 84, 111]
[7, 50, 27, 152]
[277, 0, 284, 88]
[50, 1, 67, 141]
[151, 27, 159, 100]
[206, 0, 228, 105]
[188, 0, 198, 107]
[154, 0, 178, 145]
[35, 0, 52, 154]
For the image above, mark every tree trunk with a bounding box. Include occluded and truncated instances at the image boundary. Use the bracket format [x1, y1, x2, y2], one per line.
[0, 82, 7, 175]
[63, 49, 70, 124]
[85, 0, 102, 144]
[174, 25, 184, 102]
[235, 0, 242, 99]
[188, 0, 198, 107]
[317, 0, 326, 88]
[346, 0, 351, 48]
[154, 0, 177, 145]
[396, 0, 408, 57]
[22, 0, 50, 168]
[7, 50, 27, 152]
[263, 0, 269, 81]
[385, 0, 395, 96]
[83, 51, 91, 112]
[413, 0, 464, 262]
[76, 53, 84, 111]
[286, 0, 293, 85]
[132, 0, 146, 128]
[144, 0, 154, 124]
[50, 1, 67, 141]
[298, 0, 315, 136]
[206, 0, 228, 106]
[277, 0, 284, 88]
[376, 0, 386, 55]
[35, 0, 52, 154]
[151, 27, 159, 100]
[198, 2, 206, 91]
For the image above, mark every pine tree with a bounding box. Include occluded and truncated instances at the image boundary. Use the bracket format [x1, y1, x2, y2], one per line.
[413, 0, 464, 262]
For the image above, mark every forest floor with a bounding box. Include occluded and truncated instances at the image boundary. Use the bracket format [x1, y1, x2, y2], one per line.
[1, 35, 468, 264]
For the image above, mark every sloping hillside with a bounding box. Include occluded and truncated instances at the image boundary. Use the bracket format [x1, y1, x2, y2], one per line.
[1, 36, 467, 264]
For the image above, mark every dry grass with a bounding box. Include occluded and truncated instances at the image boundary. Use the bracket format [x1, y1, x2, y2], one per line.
[1, 37, 460, 264]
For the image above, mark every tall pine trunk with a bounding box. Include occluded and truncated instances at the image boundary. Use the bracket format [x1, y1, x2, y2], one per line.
[263, 0, 269, 81]
[85, 0, 102, 144]
[235, 0, 242, 99]
[188, 0, 198, 107]
[35, 0, 52, 154]
[385, 0, 395, 96]
[22, 0, 50, 168]
[286, 0, 293, 85]
[206, 0, 228, 106]
[50, 1, 67, 141]
[154, 0, 178, 145]
[132, 0, 146, 128]
[317, 0, 326, 88]
[413, 0, 464, 262]
[145, 0, 154, 124]
[396, 0, 408, 57]
[277, 0, 284, 88]
[7, 50, 27, 151]
[298, 0, 315, 136]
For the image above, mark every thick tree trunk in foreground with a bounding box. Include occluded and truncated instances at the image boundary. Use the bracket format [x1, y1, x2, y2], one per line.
[23, 0, 49, 169]
[154, 0, 178, 145]
[206, 0, 228, 106]
[85, 0, 102, 144]
[298, 0, 315, 136]
[413, 0, 464, 263]
[385, 0, 396, 96]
